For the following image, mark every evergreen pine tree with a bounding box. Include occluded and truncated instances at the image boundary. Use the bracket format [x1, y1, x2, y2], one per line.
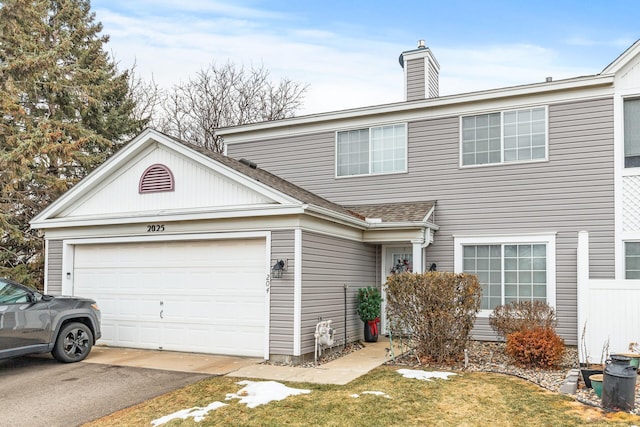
[0, 0, 143, 286]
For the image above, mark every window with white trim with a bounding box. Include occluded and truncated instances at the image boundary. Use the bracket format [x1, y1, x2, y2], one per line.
[625, 242, 640, 279]
[461, 107, 547, 166]
[624, 97, 640, 168]
[454, 234, 555, 312]
[336, 124, 406, 177]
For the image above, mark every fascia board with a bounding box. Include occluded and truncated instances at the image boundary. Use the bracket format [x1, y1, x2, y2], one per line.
[601, 39, 640, 74]
[31, 204, 307, 229]
[367, 221, 440, 231]
[220, 74, 614, 143]
[303, 205, 368, 229]
[303, 205, 440, 232]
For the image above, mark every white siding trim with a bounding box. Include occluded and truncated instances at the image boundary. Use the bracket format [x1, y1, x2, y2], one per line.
[43, 239, 50, 293]
[615, 89, 640, 278]
[453, 233, 557, 318]
[264, 232, 272, 360]
[412, 240, 423, 273]
[293, 228, 302, 356]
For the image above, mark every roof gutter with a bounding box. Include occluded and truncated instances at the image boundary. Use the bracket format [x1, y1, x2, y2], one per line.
[218, 74, 614, 139]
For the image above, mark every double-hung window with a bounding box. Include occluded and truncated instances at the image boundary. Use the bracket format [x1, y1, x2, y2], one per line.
[461, 106, 547, 166]
[455, 234, 556, 312]
[624, 98, 640, 168]
[336, 124, 406, 177]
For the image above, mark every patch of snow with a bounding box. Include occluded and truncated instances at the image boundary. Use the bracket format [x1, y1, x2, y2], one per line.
[397, 369, 457, 381]
[226, 380, 311, 408]
[151, 401, 227, 426]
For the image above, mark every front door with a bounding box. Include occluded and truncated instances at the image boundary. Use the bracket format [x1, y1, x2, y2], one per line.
[381, 246, 413, 334]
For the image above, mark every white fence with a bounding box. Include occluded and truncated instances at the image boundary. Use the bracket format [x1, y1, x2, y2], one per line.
[577, 231, 640, 363]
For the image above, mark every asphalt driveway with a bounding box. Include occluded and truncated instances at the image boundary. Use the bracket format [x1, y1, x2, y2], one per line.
[0, 354, 210, 427]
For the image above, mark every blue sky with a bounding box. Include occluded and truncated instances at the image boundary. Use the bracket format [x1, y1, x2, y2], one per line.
[91, 0, 639, 115]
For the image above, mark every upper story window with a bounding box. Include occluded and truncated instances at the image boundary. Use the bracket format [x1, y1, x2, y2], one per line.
[336, 124, 407, 177]
[461, 106, 547, 167]
[624, 98, 640, 168]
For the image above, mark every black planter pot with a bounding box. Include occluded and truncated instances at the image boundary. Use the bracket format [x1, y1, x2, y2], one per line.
[364, 319, 379, 342]
[579, 364, 604, 389]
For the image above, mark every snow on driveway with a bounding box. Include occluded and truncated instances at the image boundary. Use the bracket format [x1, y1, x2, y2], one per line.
[150, 380, 311, 425]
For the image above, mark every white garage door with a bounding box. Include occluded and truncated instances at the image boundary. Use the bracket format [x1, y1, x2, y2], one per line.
[73, 239, 267, 357]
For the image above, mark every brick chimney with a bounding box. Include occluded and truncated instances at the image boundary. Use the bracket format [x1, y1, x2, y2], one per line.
[399, 40, 440, 101]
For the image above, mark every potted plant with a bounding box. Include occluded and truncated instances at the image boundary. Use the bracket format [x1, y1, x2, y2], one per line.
[357, 286, 382, 342]
[579, 323, 607, 388]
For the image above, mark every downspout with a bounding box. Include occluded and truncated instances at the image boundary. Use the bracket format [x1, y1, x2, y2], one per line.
[343, 283, 348, 349]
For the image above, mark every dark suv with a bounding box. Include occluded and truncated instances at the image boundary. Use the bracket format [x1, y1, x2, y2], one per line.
[0, 277, 101, 363]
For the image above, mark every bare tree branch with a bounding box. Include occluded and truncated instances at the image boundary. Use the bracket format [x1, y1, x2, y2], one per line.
[157, 62, 308, 152]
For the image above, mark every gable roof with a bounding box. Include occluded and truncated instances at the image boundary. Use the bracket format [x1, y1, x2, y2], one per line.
[159, 133, 364, 220]
[164, 134, 438, 226]
[31, 129, 437, 231]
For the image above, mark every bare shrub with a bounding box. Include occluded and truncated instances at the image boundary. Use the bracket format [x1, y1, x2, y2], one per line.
[489, 300, 557, 340]
[385, 272, 481, 363]
[506, 327, 565, 369]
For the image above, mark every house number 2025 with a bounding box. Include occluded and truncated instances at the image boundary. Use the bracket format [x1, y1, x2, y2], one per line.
[147, 224, 165, 232]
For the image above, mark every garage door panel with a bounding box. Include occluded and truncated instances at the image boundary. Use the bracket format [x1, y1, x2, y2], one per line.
[73, 239, 267, 357]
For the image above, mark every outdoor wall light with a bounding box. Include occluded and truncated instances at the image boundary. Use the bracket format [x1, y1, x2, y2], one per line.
[271, 259, 286, 279]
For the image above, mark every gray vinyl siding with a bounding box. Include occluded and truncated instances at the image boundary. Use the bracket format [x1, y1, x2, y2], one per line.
[46, 240, 63, 295]
[300, 231, 376, 356]
[270, 230, 295, 355]
[228, 97, 615, 345]
[406, 58, 425, 101]
[427, 61, 439, 98]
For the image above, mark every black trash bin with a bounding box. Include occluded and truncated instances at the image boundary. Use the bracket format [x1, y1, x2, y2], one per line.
[602, 355, 637, 412]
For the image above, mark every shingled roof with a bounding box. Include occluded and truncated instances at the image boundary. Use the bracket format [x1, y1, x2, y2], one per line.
[164, 132, 435, 225]
[169, 137, 362, 220]
[344, 201, 435, 223]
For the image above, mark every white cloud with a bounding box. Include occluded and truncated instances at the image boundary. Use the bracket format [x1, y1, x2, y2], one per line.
[94, 4, 629, 117]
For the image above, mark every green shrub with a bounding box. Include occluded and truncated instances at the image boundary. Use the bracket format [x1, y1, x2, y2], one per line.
[505, 327, 565, 369]
[489, 300, 557, 340]
[385, 272, 481, 363]
[356, 286, 382, 321]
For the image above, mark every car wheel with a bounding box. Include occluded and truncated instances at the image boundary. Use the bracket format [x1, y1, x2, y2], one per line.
[52, 322, 93, 363]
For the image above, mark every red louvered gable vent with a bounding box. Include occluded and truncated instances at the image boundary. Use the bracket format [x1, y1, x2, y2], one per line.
[139, 164, 175, 193]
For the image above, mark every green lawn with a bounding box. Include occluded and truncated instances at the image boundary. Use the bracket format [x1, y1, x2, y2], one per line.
[83, 366, 640, 426]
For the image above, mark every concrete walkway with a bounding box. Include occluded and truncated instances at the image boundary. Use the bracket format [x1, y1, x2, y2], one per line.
[229, 339, 390, 385]
[83, 339, 391, 385]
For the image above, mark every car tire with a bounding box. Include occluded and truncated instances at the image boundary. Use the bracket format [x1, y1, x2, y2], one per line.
[52, 322, 93, 363]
